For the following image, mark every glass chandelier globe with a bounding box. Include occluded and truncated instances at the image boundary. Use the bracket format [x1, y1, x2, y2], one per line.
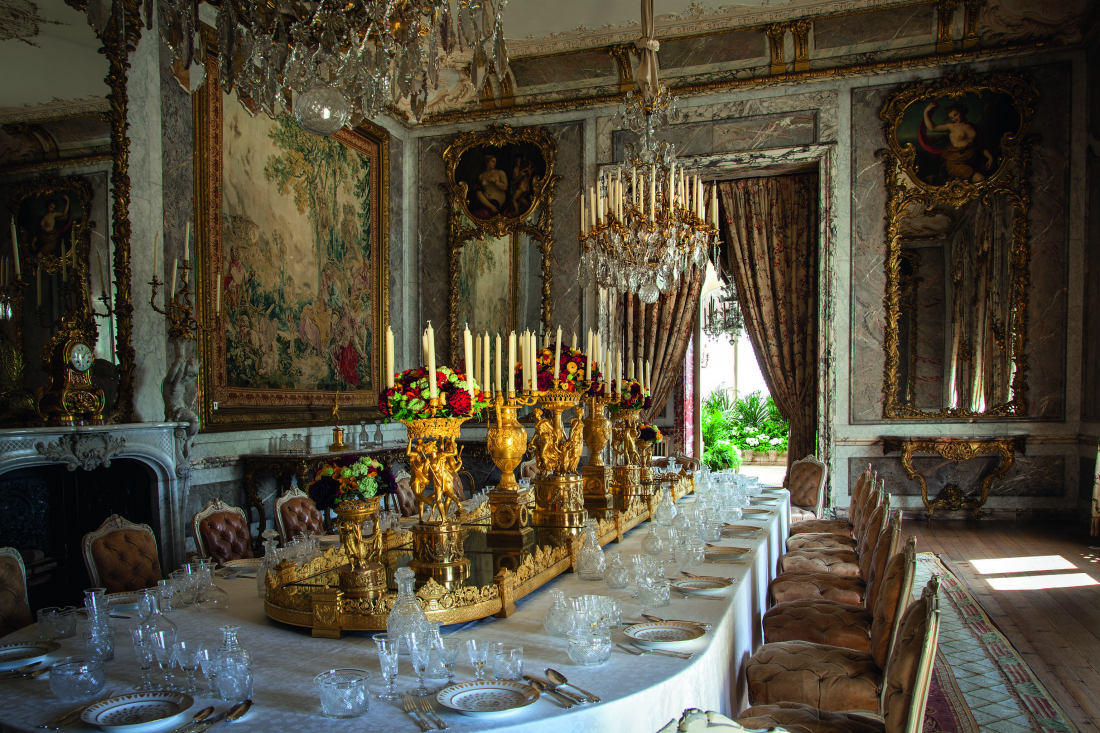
[293, 85, 352, 137]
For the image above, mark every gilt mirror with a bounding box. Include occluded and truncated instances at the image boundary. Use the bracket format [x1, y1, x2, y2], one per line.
[444, 124, 558, 361]
[879, 70, 1036, 419]
[0, 2, 138, 425]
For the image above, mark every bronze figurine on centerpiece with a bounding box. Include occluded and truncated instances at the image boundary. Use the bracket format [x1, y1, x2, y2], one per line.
[531, 383, 587, 534]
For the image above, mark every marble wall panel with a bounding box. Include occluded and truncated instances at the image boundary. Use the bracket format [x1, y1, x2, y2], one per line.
[848, 63, 1070, 422]
[611, 111, 817, 162]
[548, 122, 583, 338]
[511, 51, 617, 89]
[418, 136, 451, 361]
[848, 85, 892, 423]
[1021, 63, 1070, 420]
[850, 454, 1066, 498]
[814, 5, 934, 51]
[1085, 151, 1100, 420]
[658, 29, 766, 69]
[676, 91, 838, 144]
[388, 134, 405, 366]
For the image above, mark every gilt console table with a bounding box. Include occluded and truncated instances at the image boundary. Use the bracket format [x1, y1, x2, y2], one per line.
[880, 436, 1028, 518]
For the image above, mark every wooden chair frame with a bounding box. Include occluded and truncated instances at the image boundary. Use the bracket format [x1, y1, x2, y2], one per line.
[790, 454, 829, 519]
[81, 514, 160, 588]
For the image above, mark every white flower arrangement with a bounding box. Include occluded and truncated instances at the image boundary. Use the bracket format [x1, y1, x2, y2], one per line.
[769, 437, 782, 446]
[745, 437, 760, 447]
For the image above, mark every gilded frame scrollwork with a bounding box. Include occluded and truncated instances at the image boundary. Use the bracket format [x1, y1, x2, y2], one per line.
[443, 124, 559, 360]
[878, 69, 1037, 420]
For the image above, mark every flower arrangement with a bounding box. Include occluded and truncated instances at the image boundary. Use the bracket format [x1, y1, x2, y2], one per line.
[638, 423, 663, 443]
[513, 346, 603, 394]
[610, 379, 652, 411]
[379, 366, 492, 421]
[309, 455, 396, 511]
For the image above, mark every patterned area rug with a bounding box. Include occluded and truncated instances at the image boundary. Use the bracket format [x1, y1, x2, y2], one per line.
[916, 552, 1078, 733]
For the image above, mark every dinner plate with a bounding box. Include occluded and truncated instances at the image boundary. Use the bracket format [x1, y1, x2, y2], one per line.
[221, 558, 262, 569]
[671, 578, 734, 596]
[740, 508, 773, 516]
[0, 641, 60, 671]
[623, 622, 706, 649]
[721, 524, 762, 532]
[81, 691, 193, 732]
[704, 545, 752, 556]
[436, 680, 539, 718]
[319, 534, 341, 546]
[107, 592, 143, 612]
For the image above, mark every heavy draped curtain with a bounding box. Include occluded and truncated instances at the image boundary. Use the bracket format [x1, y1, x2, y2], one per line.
[718, 174, 819, 482]
[624, 267, 703, 422]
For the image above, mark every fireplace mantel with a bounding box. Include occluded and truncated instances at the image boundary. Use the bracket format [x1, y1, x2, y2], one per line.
[0, 422, 192, 568]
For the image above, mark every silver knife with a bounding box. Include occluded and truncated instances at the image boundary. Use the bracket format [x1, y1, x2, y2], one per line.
[630, 642, 692, 659]
[544, 671, 601, 704]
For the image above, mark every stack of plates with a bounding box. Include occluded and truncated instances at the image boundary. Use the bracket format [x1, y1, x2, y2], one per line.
[107, 592, 143, 612]
[671, 577, 734, 596]
[80, 692, 193, 732]
[0, 641, 59, 671]
[436, 680, 539, 718]
[623, 622, 706, 650]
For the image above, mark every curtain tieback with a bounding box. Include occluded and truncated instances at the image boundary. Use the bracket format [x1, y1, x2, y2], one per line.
[635, 37, 660, 52]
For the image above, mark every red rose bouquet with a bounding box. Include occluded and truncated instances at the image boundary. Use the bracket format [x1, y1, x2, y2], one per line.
[379, 366, 491, 421]
[638, 423, 663, 444]
[610, 379, 652, 411]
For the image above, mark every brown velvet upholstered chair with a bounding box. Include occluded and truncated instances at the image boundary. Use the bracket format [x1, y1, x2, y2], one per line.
[744, 575, 940, 717]
[787, 455, 828, 523]
[740, 577, 940, 733]
[770, 511, 902, 607]
[0, 547, 33, 638]
[192, 499, 254, 567]
[763, 538, 917, 656]
[274, 488, 324, 544]
[82, 515, 164, 594]
[778, 497, 892, 578]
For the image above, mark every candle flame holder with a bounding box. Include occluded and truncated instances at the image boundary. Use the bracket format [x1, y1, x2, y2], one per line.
[150, 259, 216, 341]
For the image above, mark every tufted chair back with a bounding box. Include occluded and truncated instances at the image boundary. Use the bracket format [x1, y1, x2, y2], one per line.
[0, 548, 32, 638]
[192, 499, 254, 567]
[855, 493, 889, 571]
[882, 576, 941, 733]
[867, 537, 917, 671]
[849, 467, 873, 530]
[82, 516, 164, 594]
[275, 488, 324, 544]
[787, 455, 828, 516]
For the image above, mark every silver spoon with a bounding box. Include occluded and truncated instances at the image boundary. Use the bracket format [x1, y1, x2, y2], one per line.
[544, 668, 601, 704]
[523, 676, 573, 708]
[168, 706, 215, 733]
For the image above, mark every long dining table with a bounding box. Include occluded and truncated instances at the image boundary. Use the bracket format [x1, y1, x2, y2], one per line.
[0, 489, 790, 733]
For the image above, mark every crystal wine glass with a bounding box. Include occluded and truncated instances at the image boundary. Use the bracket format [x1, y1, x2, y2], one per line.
[149, 630, 179, 690]
[404, 634, 432, 697]
[465, 639, 489, 681]
[373, 634, 400, 700]
[129, 627, 156, 691]
[195, 648, 218, 698]
[174, 641, 201, 693]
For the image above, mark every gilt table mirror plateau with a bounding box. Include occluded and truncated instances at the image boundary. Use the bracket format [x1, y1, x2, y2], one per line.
[879, 70, 1037, 420]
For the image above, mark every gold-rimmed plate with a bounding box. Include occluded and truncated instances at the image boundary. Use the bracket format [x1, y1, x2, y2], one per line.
[623, 621, 706, 649]
[0, 641, 60, 671]
[436, 680, 539, 718]
[671, 577, 734, 596]
[81, 691, 193, 732]
[221, 558, 262, 569]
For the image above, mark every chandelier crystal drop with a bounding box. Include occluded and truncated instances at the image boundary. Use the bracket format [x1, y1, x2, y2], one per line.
[579, 84, 720, 304]
[161, 0, 511, 132]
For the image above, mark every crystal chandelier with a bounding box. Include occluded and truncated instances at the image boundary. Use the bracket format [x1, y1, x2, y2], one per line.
[578, 83, 720, 304]
[161, 0, 511, 134]
[702, 278, 744, 345]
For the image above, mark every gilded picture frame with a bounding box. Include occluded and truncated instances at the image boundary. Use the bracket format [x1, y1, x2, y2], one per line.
[195, 68, 389, 432]
[878, 69, 1037, 420]
[443, 124, 559, 361]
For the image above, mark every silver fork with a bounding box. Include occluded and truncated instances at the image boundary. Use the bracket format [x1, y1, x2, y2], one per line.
[400, 693, 433, 731]
[419, 699, 448, 730]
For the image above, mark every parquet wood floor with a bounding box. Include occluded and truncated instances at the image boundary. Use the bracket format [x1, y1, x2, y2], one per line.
[903, 519, 1100, 732]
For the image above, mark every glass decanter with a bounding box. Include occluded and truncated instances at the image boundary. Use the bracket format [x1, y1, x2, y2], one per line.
[575, 518, 607, 581]
[257, 537, 279, 599]
[194, 560, 230, 613]
[386, 567, 431, 644]
[653, 486, 678, 526]
[543, 590, 573, 637]
[138, 588, 178, 643]
[215, 625, 253, 701]
[642, 524, 665, 556]
[604, 552, 631, 590]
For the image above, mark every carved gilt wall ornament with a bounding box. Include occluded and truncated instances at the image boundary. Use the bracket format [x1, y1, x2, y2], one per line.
[878, 69, 1037, 420]
[443, 124, 559, 361]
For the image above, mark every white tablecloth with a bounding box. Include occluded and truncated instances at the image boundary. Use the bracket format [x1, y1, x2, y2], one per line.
[0, 491, 789, 733]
